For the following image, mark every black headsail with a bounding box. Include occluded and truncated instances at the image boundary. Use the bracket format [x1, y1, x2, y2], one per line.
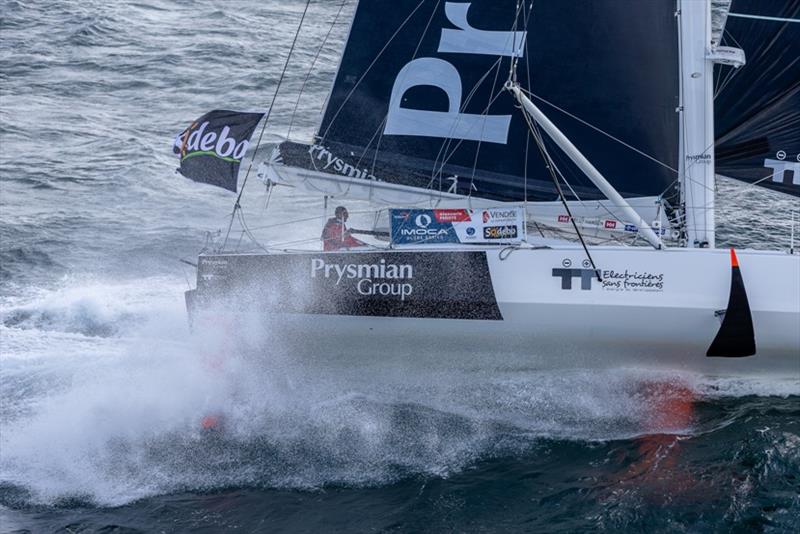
[715, 0, 800, 197]
[173, 110, 264, 192]
[278, 0, 680, 203]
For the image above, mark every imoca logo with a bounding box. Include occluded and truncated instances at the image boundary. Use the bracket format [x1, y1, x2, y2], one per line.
[415, 214, 432, 228]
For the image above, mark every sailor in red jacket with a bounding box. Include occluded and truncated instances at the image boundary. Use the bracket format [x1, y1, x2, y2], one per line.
[321, 206, 367, 251]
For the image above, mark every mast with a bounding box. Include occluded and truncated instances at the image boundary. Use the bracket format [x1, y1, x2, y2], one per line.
[679, 0, 716, 248]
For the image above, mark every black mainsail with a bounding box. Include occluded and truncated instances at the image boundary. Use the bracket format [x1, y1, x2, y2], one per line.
[714, 0, 800, 197]
[277, 0, 680, 203]
[174, 110, 264, 192]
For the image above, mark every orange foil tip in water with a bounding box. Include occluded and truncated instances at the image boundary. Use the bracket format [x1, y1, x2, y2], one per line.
[730, 248, 739, 268]
[201, 415, 220, 430]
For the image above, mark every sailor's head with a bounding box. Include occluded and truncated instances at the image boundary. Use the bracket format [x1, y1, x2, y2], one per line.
[335, 206, 348, 221]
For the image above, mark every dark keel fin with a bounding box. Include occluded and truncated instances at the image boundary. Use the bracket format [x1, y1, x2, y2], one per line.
[707, 249, 756, 357]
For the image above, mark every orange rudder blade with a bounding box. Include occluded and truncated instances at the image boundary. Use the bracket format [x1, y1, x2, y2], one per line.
[730, 248, 739, 268]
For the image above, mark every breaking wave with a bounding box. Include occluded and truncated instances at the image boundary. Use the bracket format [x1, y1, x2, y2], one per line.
[1, 279, 797, 509]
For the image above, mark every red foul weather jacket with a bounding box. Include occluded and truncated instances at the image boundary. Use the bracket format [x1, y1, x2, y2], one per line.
[321, 217, 365, 251]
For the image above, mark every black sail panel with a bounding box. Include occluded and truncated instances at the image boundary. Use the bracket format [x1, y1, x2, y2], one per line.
[304, 0, 680, 203]
[174, 110, 264, 192]
[715, 0, 800, 197]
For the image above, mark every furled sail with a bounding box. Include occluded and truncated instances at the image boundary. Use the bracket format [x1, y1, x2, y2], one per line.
[274, 0, 680, 204]
[714, 0, 800, 197]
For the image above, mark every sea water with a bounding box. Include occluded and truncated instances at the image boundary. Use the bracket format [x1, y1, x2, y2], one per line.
[1, 1, 799, 531]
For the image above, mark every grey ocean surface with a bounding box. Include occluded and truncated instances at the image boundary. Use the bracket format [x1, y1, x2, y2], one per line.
[1, 1, 799, 532]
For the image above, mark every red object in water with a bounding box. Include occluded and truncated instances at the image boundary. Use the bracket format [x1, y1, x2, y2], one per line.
[201, 415, 220, 430]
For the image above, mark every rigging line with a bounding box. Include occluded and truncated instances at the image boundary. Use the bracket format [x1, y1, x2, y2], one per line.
[319, 0, 428, 143]
[427, 83, 506, 193]
[714, 71, 737, 99]
[522, 1, 534, 222]
[374, 54, 504, 198]
[722, 26, 744, 50]
[525, 111, 631, 227]
[425, 56, 509, 194]
[236, 209, 270, 253]
[236, 205, 265, 249]
[537, 141, 582, 202]
[429, 58, 502, 184]
[310, 0, 436, 202]
[435, 3, 528, 197]
[715, 65, 740, 100]
[657, 176, 682, 202]
[427, 56, 504, 191]
[221, 0, 313, 251]
[467, 47, 507, 198]
[714, 63, 725, 96]
[287, 0, 349, 140]
[520, 102, 603, 278]
[515, 65, 641, 229]
[523, 110, 641, 245]
[340, 0, 436, 198]
[262, 181, 274, 214]
[683, 138, 719, 194]
[713, 62, 727, 96]
[464, 1, 528, 196]
[335, 0, 440, 190]
[321, 114, 387, 200]
[737, 168, 795, 190]
[245, 206, 378, 232]
[714, 63, 741, 98]
[714, 27, 745, 98]
[366, 0, 442, 180]
[727, 13, 800, 24]
[520, 89, 678, 174]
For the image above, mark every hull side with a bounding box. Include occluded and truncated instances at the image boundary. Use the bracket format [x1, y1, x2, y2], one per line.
[188, 247, 800, 376]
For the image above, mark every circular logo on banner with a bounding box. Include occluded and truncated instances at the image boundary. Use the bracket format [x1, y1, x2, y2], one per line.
[562, 258, 572, 268]
[777, 150, 787, 161]
[466, 227, 476, 236]
[582, 259, 592, 268]
[415, 214, 432, 228]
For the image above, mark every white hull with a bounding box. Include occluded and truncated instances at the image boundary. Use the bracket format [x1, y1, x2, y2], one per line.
[189, 246, 800, 377]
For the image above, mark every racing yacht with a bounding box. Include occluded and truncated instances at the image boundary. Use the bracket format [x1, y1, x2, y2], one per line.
[178, 0, 800, 375]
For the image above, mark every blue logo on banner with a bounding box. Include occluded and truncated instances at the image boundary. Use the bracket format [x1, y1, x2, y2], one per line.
[624, 224, 638, 233]
[391, 209, 459, 245]
[466, 227, 476, 236]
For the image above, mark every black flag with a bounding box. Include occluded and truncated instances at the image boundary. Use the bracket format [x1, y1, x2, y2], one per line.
[173, 110, 264, 192]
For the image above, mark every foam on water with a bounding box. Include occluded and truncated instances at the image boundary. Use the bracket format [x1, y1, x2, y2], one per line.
[1, 0, 798, 528]
[1, 278, 796, 507]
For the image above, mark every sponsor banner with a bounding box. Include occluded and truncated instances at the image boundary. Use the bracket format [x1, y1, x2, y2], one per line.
[552, 258, 665, 292]
[196, 251, 502, 320]
[390, 207, 524, 245]
[551, 215, 668, 236]
[173, 110, 264, 192]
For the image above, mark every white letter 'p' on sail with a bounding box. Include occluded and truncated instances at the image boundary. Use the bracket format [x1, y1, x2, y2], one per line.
[384, 58, 511, 144]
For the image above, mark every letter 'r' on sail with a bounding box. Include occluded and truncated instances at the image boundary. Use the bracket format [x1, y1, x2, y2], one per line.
[173, 110, 264, 192]
[279, 0, 681, 203]
[715, 0, 800, 197]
